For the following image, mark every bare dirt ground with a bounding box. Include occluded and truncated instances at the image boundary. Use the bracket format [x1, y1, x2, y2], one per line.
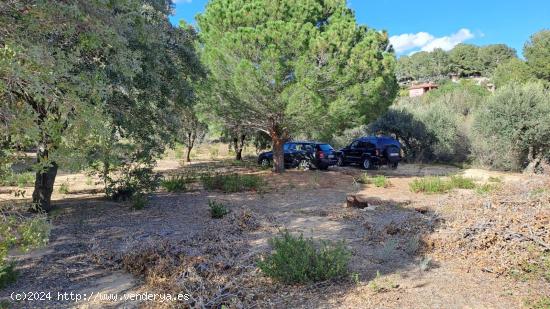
[1, 157, 549, 309]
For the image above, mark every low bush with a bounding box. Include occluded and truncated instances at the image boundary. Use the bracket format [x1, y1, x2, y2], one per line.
[471, 82, 550, 171]
[258, 231, 350, 284]
[475, 183, 498, 195]
[131, 194, 147, 210]
[355, 174, 390, 188]
[0, 172, 34, 188]
[449, 176, 476, 189]
[526, 297, 550, 309]
[106, 166, 161, 202]
[0, 262, 17, 289]
[410, 176, 476, 193]
[161, 176, 187, 192]
[201, 173, 264, 193]
[372, 175, 391, 188]
[354, 173, 371, 184]
[58, 183, 70, 194]
[0, 211, 50, 289]
[409, 177, 450, 193]
[208, 200, 229, 219]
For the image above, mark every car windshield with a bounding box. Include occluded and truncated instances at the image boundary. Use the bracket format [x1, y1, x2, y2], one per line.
[283, 143, 295, 151]
[318, 144, 333, 151]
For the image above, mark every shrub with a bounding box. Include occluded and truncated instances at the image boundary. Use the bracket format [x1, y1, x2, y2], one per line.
[161, 176, 186, 192]
[131, 194, 147, 210]
[410, 176, 476, 193]
[106, 166, 161, 201]
[372, 175, 390, 188]
[354, 173, 371, 184]
[475, 183, 498, 195]
[208, 200, 229, 219]
[0, 212, 50, 289]
[0, 262, 17, 289]
[449, 176, 475, 189]
[258, 231, 350, 284]
[0, 171, 34, 187]
[201, 173, 264, 193]
[409, 177, 450, 193]
[472, 82, 550, 171]
[58, 183, 70, 194]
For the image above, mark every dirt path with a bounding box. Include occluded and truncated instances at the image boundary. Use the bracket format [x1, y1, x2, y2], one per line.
[1, 163, 546, 308]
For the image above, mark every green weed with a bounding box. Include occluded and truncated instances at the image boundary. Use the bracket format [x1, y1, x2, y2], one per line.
[258, 231, 350, 284]
[161, 176, 187, 192]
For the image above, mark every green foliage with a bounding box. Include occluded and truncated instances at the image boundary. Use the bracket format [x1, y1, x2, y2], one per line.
[208, 200, 229, 219]
[409, 177, 451, 194]
[478, 44, 517, 74]
[475, 183, 498, 195]
[0, 262, 17, 290]
[492, 58, 536, 88]
[0, 211, 50, 289]
[526, 297, 550, 309]
[372, 176, 390, 188]
[161, 176, 187, 193]
[524, 30, 550, 81]
[472, 82, 550, 171]
[58, 183, 70, 194]
[258, 231, 350, 284]
[449, 176, 476, 189]
[0, 172, 34, 188]
[201, 173, 264, 193]
[106, 166, 161, 201]
[396, 43, 516, 83]
[0, 0, 203, 210]
[396, 48, 451, 83]
[449, 44, 483, 77]
[131, 194, 147, 210]
[197, 0, 397, 170]
[409, 176, 475, 193]
[355, 173, 371, 184]
[371, 81, 490, 163]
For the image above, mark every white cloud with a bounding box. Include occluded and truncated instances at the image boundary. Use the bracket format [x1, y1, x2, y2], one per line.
[390, 32, 434, 54]
[390, 28, 475, 54]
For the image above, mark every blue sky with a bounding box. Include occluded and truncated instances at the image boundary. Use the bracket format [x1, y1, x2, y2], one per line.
[170, 0, 550, 57]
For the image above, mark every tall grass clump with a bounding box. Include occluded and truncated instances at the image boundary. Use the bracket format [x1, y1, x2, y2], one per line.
[208, 200, 229, 219]
[201, 173, 264, 193]
[410, 175, 476, 193]
[409, 177, 450, 193]
[372, 175, 391, 188]
[161, 176, 187, 192]
[258, 231, 350, 284]
[0, 172, 35, 187]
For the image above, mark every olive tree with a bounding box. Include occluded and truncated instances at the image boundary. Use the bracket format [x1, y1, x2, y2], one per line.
[0, 0, 202, 211]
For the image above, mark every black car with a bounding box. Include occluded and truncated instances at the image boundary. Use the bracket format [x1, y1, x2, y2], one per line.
[337, 136, 402, 169]
[257, 141, 339, 170]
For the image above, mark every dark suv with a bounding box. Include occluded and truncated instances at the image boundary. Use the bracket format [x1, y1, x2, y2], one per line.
[257, 141, 338, 170]
[337, 136, 402, 169]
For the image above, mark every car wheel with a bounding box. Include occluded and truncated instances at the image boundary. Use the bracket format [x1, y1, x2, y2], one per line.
[337, 156, 345, 167]
[362, 158, 372, 170]
[298, 159, 310, 171]
[260, 158, 271, 167]
[390, 162, 399, 169]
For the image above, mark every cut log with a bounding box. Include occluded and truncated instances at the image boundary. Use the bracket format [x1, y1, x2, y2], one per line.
[346, 194, 369, 209]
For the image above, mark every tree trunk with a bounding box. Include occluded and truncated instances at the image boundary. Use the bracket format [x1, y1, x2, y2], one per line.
[31, 148, 58, 212]
[235, 148, 243, 161]
[233, 133, 246, 161]
[186, 146, 192, 163]
[271, 135, 285, 173]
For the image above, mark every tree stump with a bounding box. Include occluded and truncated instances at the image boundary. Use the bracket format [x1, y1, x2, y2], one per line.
[346, 194, 369, 209]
